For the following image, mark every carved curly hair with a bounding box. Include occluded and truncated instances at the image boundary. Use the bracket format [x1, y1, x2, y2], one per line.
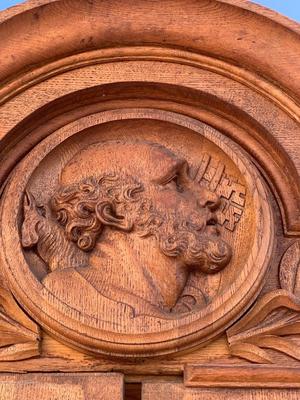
[50, 174, 144, 251]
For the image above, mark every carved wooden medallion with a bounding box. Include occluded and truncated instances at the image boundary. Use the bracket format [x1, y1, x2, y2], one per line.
[0, 111, 274, 357]
[0, 1, 300, 397]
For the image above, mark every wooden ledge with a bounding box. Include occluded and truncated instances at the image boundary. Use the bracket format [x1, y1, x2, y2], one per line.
[184, 364, 300, 388]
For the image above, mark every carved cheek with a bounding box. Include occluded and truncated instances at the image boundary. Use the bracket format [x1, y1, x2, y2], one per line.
[151, 189, 180, 210]
[160, 189, 198, 215]
[175, 190, 200, 213]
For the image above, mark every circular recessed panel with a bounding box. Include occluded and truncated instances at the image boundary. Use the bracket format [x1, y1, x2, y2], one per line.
[0, 109, 274, 357]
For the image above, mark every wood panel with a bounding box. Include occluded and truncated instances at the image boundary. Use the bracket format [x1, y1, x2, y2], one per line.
[142, 383, 300, 400]
[0, 1, 299, 397]
[0, 373, 123, 400]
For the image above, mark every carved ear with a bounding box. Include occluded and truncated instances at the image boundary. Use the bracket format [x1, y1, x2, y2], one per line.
[22, 190, 40, 248]
[95, 201, 133, 232]
[23, 190, 36, 210]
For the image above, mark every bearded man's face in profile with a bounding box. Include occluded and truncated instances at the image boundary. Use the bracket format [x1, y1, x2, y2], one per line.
[46, 140, 232, 312]
[136, 156, 232, 275]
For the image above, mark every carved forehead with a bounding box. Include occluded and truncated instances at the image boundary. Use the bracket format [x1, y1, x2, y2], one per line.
[60, 140, 184, 185]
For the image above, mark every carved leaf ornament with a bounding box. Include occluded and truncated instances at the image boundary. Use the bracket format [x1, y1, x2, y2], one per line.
[228, 241, 300, 364]
[0, 0, 299, 378]
[0, 279, 40, 361]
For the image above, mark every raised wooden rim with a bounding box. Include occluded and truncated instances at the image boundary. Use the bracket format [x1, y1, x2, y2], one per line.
[1, 0, 299, 32]
[0, 0, 299, 234]
[0, 0, 299, 96]
[0, 0, 297, 358]
[0, 58, 298, 235]
[0, 108, 274, 357]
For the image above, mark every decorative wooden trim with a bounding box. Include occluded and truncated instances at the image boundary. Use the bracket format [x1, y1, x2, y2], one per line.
[184, 364, 300, 388]
[0, 279, 40, 361]
[227, 241, 300, 364]
[2, 0, 300, 35]
[0, 47, 299, 120]
[0, 0, 299, 97]
[0, 0, 299, 391]
[1, 2, 300, 235]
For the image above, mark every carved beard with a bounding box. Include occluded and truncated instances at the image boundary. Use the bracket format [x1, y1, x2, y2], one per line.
[155, 218, 232, 274]
[135, 199, 232, 274]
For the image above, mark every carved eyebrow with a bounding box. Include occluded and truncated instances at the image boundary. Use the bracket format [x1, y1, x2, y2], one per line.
[154, 159, 186, 185]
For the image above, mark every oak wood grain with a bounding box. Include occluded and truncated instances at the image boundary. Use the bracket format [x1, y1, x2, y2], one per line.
[0, 373, 123, 400]
[143, 383, 300, 400]
[0, 1, 299, 398]
[185, 364, 300, 388]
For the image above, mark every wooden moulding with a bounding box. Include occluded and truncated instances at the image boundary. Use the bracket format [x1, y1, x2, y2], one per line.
[0, 0, 299, 94]
[0, 107, 275, 357]
[0, 1, 300, 235]
[0, 0, 300, 387]
[184, 364, 300, 388]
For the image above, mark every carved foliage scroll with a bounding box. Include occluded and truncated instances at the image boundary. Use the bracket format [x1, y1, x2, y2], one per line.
[227, 241, 300, 364]
[0, 276, 40, 361]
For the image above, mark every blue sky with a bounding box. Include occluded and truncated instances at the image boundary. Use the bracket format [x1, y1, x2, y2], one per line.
[254, 0, 300, 22]
[0, 0, 299, 22]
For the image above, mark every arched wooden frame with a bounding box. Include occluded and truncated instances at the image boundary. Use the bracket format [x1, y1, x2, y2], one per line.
[0, 0, 300, 369]
[0, 0, 299, 236]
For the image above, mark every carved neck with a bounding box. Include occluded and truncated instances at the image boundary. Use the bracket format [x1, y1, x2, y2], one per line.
[87, 230, 189, 311]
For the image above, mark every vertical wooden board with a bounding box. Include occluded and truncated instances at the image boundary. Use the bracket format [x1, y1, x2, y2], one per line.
[0, 373, 124, 400]
[142, 383, 300, 400]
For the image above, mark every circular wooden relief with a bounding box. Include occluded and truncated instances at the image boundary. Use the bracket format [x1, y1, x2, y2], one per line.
[0, 109, 274, 357]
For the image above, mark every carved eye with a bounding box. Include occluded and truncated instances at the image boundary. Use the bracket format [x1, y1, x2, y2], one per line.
[165, 175, 184, 193]
[37, 205, 46, 217]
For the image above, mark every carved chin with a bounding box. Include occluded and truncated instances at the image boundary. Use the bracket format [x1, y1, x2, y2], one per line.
[198, 239, 232, 274]
[182, 237, 232, 274]
[159, 228, 232, 274]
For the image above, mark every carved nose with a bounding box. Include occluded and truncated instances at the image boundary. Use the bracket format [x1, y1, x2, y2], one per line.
[198, 187, 220, 211]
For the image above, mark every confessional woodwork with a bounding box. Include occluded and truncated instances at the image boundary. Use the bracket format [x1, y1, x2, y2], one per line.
[0, 0, 299, 398]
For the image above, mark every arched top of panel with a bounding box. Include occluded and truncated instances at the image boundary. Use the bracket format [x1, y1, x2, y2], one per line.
[0, 0, 299, 96]
[1, 0, 300, 234]
[0, 0, 300, 361]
